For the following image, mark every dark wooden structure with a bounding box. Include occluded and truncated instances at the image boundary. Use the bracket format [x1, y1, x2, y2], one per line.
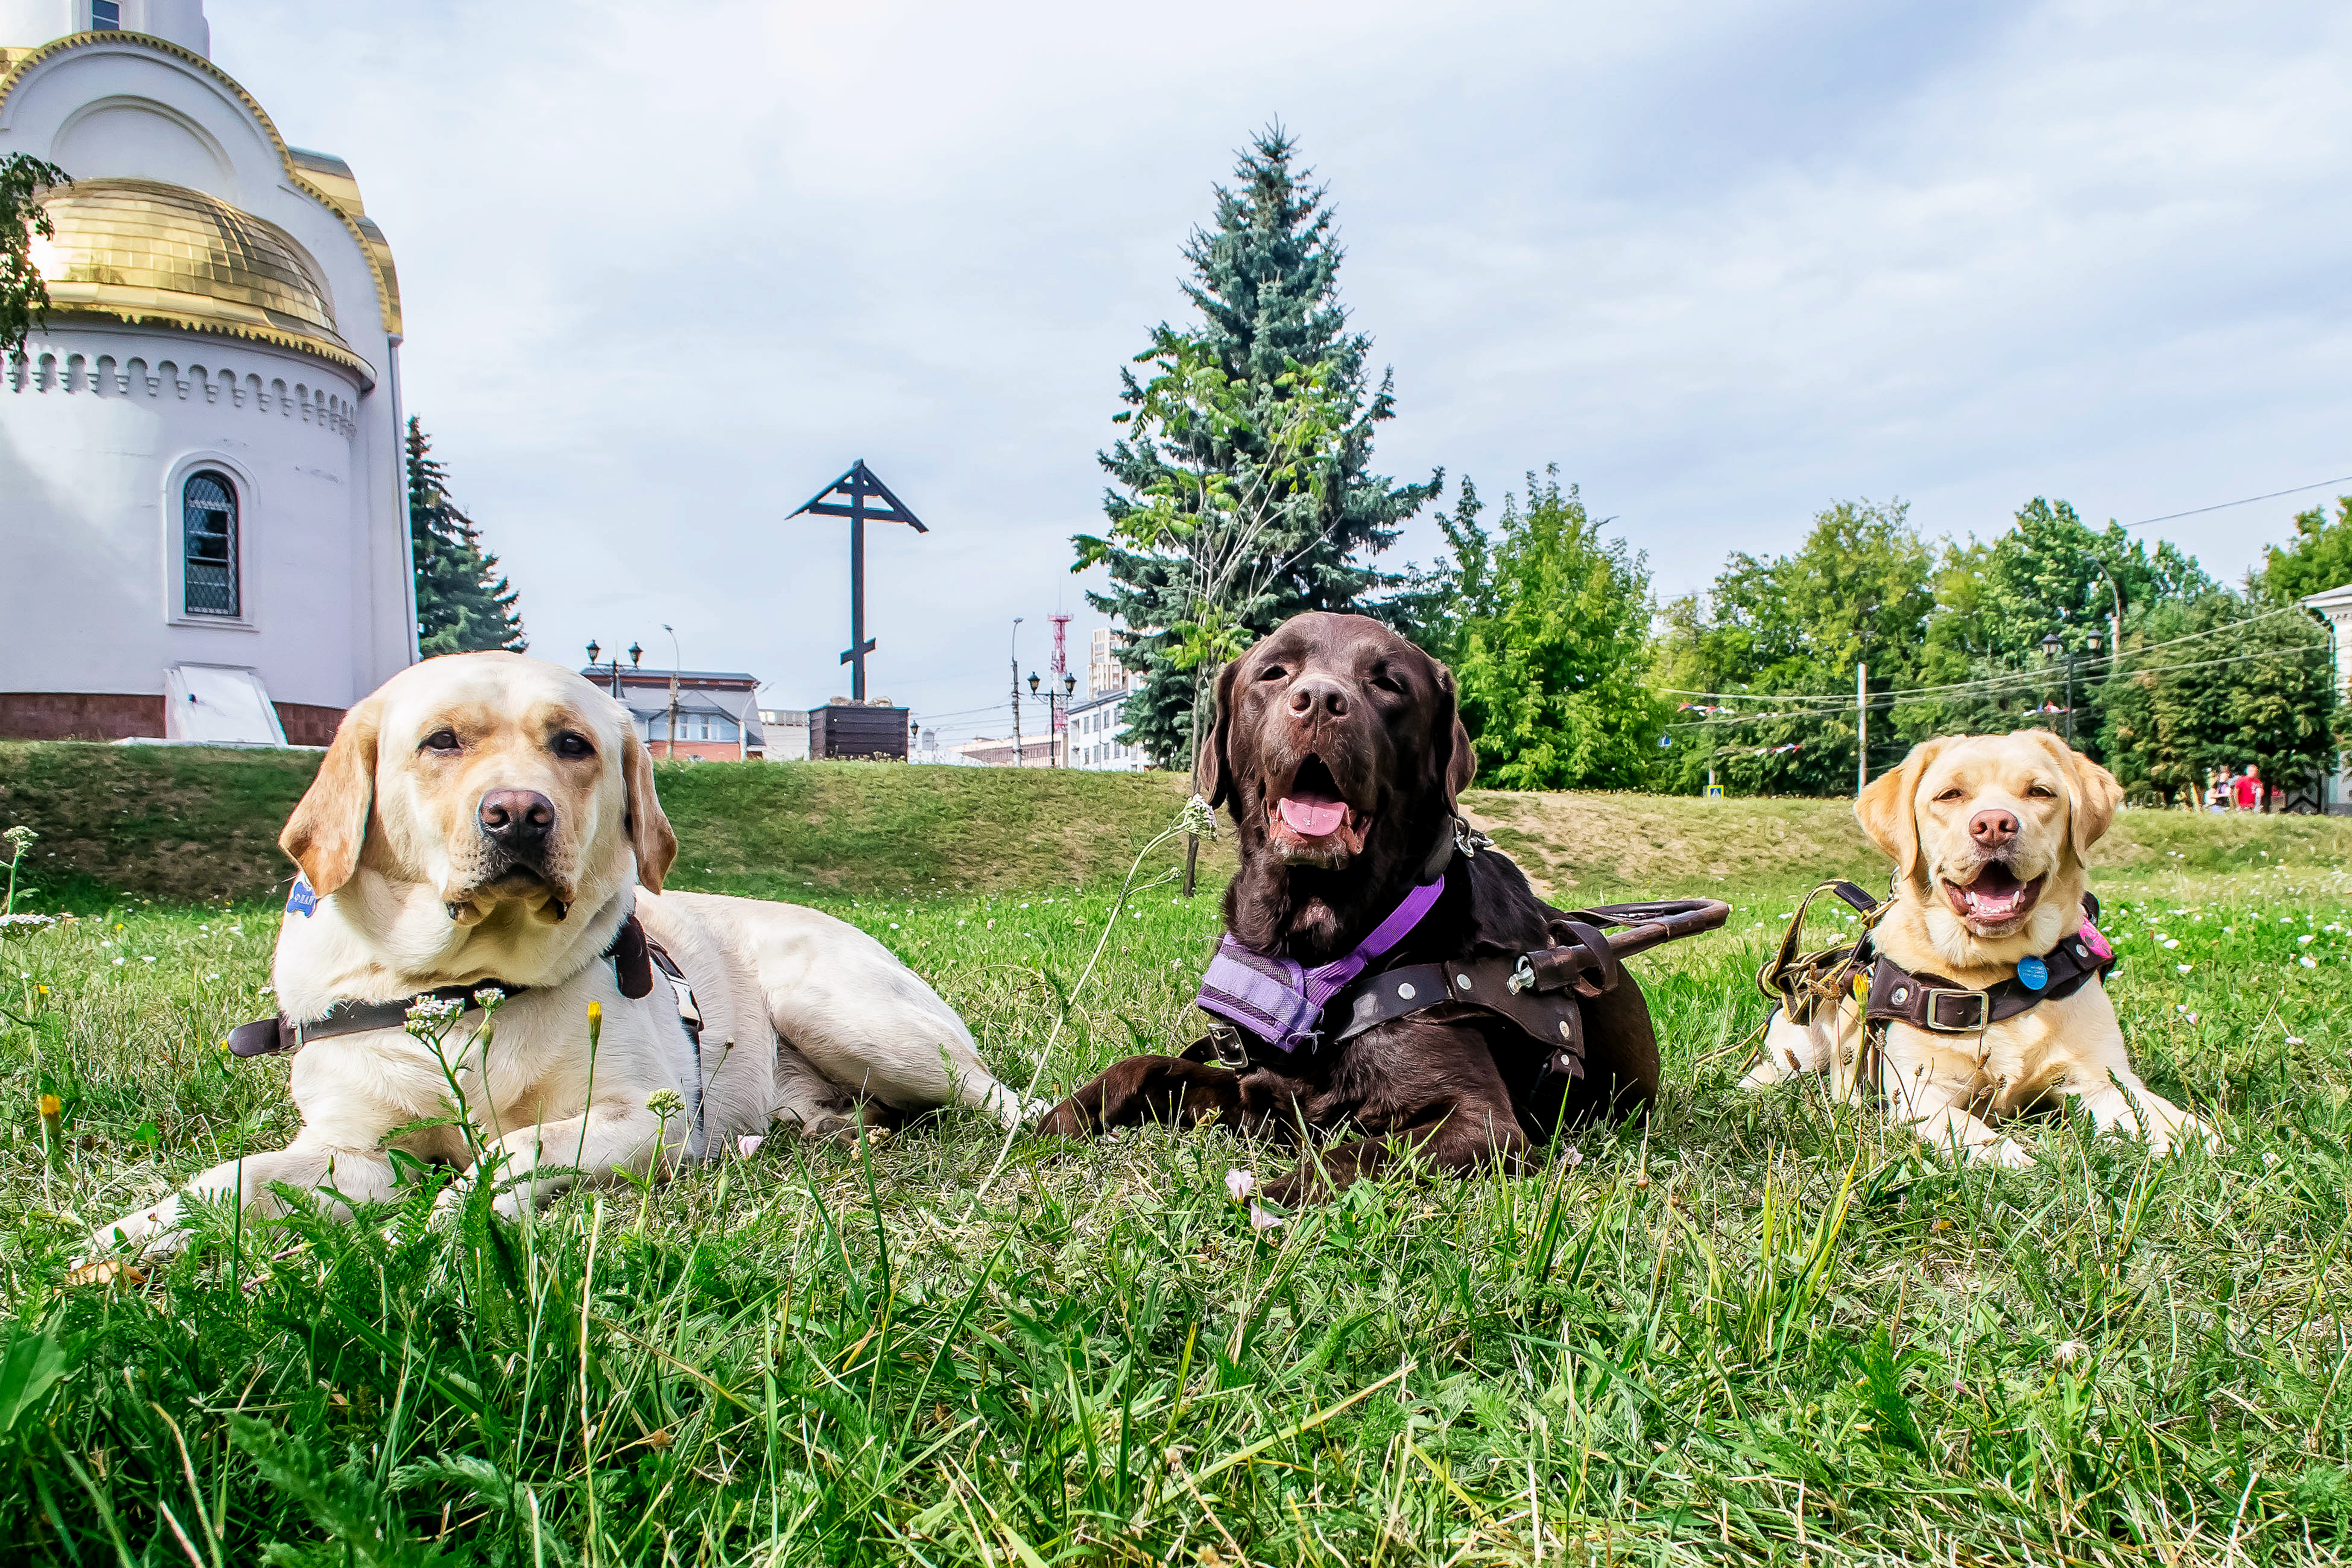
[789, 461, 928, 702]
[809, 703, 909, 761]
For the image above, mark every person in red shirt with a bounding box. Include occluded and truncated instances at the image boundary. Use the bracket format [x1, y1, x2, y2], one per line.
[2232, 764, 2265, 812]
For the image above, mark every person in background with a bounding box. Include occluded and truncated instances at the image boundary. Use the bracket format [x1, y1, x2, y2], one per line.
[2233, 763, 2265, 814]
[2204, 771, 2227, 812]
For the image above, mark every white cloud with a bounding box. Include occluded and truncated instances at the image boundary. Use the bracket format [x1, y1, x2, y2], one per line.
[206, 0, 2352, 731]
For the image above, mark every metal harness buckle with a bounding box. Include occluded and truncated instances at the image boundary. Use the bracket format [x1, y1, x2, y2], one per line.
[1508, 955, 1535, 994]
[1920, 987, 1991, 1032]
[1210, 1025, 1251, 1070]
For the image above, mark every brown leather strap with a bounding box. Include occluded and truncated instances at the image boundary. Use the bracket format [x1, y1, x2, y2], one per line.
[1864, 919, 2115, 1034]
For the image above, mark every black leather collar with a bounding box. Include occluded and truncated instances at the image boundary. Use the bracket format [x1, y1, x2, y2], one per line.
[228, 912, 657, 1058]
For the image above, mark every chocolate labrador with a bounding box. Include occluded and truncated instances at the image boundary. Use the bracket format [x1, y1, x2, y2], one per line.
[1035, 612, 1663, 1203]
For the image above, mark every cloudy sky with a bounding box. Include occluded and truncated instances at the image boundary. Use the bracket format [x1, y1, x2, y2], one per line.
[209, 0, 2352, 744]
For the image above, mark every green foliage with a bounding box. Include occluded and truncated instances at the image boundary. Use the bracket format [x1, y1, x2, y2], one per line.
[2096, 591, 2336, 803]
[405, 418, 525, 657]
[2257, 495, 2352, 605]
[0, 153, 68, 356]
[1652, 499, 1933, 794]
[1085, 127, 1439, 768]
[1433, 471, 1665, 789]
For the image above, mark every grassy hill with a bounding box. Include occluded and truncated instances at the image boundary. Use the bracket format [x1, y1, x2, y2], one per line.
[7, 739, 2351, 906]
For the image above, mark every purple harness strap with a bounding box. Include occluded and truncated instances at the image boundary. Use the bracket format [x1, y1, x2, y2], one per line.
[1195, 877, 1447, 1053]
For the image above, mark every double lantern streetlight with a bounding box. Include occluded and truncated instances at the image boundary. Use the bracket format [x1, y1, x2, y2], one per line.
[1029, 669, 1077, 767]
[2039, 627, 2103, 747]
[586, 640, 643, 699]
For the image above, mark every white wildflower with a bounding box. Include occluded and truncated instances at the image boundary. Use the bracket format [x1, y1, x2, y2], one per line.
[406, 996, 461, 1023]
[737, 1134, 764, 1158]
[2052, 1340, 2088, 1365]
[2177, 963, 2192, 973]
[645, 1087, 685, 1118]
[2163, 938, 2180, 950]
[0, 912, 54, 928]
[1225, 1168, 1255, 1203]
[2301, 956, 2318, 969]
[2299, 934, 2316, 945]
[1248, 1203, 1284, 1231]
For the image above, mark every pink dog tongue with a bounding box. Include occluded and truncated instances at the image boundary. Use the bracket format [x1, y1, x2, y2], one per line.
[1279, 796, 1348, 837]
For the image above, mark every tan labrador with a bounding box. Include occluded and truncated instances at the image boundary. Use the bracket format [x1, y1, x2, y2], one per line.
[89, 652, 1035, 1256]
[1743, 729, 2215, 1166]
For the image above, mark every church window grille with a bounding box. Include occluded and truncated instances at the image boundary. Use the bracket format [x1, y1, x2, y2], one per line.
[183, 472, 240, 617]
[90, 1, 120, 28]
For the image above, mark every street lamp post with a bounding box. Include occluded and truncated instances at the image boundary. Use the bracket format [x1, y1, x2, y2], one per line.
[1029, 669, 1078, 766]
[585, 639, 642, 699]
[2041, 628, 2104, 749]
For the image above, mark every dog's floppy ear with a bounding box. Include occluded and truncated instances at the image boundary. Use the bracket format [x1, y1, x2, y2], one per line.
[621, 721, 678, 893]
[2025, 728, 2123, 860]
[1192, 659, 1242, 811]
[1433, 661, 1476, 812]
[1856, 737, 1948, 885]
[280, 695, 381, 897]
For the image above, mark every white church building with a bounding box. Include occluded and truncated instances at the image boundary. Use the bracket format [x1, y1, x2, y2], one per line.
[1, 0, 413, 745]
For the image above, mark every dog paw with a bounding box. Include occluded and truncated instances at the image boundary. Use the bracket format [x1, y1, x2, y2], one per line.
[85, 1199, 185, 1261]
[1974, 1137, 2035, 1170]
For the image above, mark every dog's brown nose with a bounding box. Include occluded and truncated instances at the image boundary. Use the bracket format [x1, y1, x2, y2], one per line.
[479, 789, 555, 846]
[1969, 807, 2018, 847]
[1286, 677, 1348, 721]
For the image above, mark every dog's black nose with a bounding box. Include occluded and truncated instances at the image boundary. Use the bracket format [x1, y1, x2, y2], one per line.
[1286, 677, 1348, 720]
[1970, 808, 2018, 847]
[479, 789, 555, 846]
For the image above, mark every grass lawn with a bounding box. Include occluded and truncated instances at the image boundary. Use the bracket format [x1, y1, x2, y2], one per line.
[2, 803, 2351, 1563]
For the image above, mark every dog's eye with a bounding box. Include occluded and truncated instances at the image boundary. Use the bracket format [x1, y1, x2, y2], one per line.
[420, 729, 461, 754]
[2026, 784, 2056, 798]
[1933, 788, 1964, 802]
[1258, 665, 1288, 682]
[1370, 672, 1406, 695]
[554, 732, 595, 760]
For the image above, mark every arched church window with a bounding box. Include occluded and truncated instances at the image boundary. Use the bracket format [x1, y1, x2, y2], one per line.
[183, 472, 240, 617]
[90, 1, 121, 29]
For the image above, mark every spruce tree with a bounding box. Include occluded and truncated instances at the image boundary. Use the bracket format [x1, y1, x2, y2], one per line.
[406, 417, 525, 656]
[1084, 127, 1439, 767]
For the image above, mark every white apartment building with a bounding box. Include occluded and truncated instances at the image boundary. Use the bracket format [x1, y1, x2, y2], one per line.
[1068, 687, 1145, 772]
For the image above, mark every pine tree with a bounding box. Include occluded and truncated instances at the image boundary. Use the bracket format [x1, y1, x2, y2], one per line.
[1082, 127, 1439, 768]
[405, 417, 525, 657]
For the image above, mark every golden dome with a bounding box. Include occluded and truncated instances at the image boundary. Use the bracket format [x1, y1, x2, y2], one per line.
[32, 177, 371, 383]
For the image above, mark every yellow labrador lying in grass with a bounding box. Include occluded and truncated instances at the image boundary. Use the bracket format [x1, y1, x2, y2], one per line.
[1745, 729, 2216, 1166]
[90, 653, 1035, 1257]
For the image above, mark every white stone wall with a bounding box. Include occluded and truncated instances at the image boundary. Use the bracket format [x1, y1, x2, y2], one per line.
[1, 324, 398, 712]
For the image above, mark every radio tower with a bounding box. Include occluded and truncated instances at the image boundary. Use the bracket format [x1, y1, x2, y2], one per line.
[1048, 613, 1072, 736]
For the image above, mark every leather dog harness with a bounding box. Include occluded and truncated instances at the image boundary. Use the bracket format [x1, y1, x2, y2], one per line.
[1194, 819, 1729, 1083]
[1758, 878, 2117, 1040]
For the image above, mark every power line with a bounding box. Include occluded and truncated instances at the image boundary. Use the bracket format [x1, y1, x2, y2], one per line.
[2123, 473, 2352, 529]
[1665, 640, 2330, 730]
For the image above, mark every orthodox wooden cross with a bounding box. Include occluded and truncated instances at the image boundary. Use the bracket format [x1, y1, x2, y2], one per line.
[789, 460, 928, 701]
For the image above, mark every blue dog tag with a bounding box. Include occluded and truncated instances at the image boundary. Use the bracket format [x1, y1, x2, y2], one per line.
[286, 875, 317, 918]
[2017, 955, 2049, 990]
